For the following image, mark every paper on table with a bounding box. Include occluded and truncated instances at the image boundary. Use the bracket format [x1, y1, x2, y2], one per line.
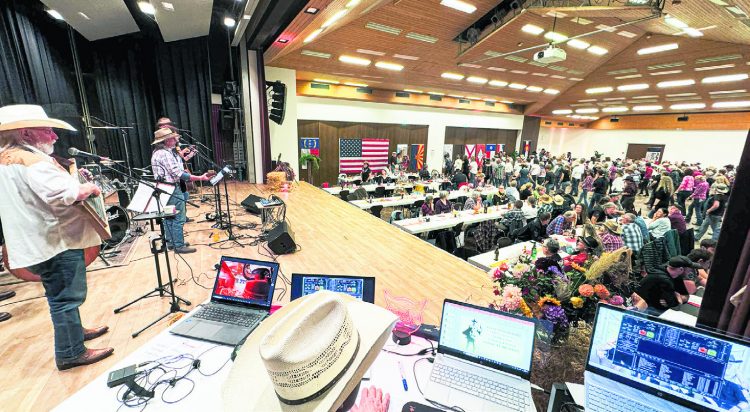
[659, 309, 697, 326]
[565, 382, 586, 406]
[688, 295, 703, 307]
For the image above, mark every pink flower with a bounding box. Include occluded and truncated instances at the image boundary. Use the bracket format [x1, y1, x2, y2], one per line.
[578, 284, 594, 298]
[608, 295, 624, 306]
[501, 285, 522, 311]
[493, 287, 501, 296]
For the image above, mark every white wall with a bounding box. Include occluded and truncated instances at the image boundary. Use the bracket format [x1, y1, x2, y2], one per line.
[264, 67, 300, 177]
[296, 96, 525, 171]
[538, 127, 748, 166]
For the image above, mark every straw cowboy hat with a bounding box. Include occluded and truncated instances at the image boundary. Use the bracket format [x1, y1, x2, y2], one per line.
[713, 183, 730, 194]
[602, 220, 622, 235]
[223, 291, 397, 411]
[152, 127, 180, 145]
[0, 104, 76, 131]
[538, 194, 553, 204]
[553, 195, 565, 206]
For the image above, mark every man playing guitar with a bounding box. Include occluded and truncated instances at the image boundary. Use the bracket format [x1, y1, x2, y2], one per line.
[155, 118, 198, 219]
[0, 104, 113, 370]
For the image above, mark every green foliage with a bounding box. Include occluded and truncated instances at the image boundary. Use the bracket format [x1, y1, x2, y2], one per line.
[300, 153, 321, 170]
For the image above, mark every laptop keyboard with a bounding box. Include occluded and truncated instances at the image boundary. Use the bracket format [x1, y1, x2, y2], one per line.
[194, 305, 262, 328]
[587, 383, 663, 412]
[430, 363, 530, 411]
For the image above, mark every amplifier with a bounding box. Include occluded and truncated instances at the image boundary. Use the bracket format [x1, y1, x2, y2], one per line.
[241, 194, 263, 215]
[267, 221, 296, 255]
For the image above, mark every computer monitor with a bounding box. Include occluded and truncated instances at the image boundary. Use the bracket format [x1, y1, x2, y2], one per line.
[211, 257, 279, 308]
[290, 274, 375, 303]
[587, 304, 750, 411]
[437, 299, 537, 380]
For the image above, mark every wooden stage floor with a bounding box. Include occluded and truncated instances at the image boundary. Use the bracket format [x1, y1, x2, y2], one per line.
[0, 181, 489, 411]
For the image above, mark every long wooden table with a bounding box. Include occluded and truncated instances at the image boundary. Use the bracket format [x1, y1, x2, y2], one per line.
[392, 206, 510, 234]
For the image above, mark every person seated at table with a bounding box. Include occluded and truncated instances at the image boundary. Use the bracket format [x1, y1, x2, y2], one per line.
[534, 238, 563, 272]
[519, 182, 533, 201]
[499, 200, 527, 234]
[421, 195, 435, 216]
[546, 211, 576, 236]
[588, 197, 610, 224]
[700, 238, 717, 255]
[602, 202, 623, 221]
[537, 194, 553, 219]
[631, 256, 701, 314]
[532, 185, 547, 200]
[563, 236, 599, 271]
[573, 203, 588, 225]
[648, 207, 671, 239]
[452, 169, 468, 189]
[687, 248, 712, 288]
[463, 191, 483, 211]
[667, 205, 687, 234]
[505, 180, 520, 202]
[419, 165, 430, 180]
[434, 191, 453, 214]
[361, 161, 371, 183]
[599, 220, 624, 252]
[521, 196, 538, 221]
[551, 195, 567, 220]
[397, 170, 409, 184]
[515, 212, 551, 242]
[492, 186, 509, 206]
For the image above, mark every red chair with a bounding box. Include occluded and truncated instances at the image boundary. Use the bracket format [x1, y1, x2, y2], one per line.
[322, 182, 330, 188]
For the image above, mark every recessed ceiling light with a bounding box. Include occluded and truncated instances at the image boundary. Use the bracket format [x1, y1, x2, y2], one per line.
[509, 83, 527, 89]
[586, 86, 614, 94]
[459, 63, 482, 69]
[544, 89, 560, 95]
[702, 73, 749, 83]
[357, 49, 385, 56]
[521, 24, 544, 35]
[138, 1, 155, 15]
[276, 38, 289, 43]
[575, 108, 600, 114]
[161, 2, 174, 11]
[313, 79, 339, 84]
[404, 89, 423, 93]
[650, 70, 683, 76]
[223, 17, 236, 27]
[618, 83, 649, 91]
[428, 91, 445, 95]
[588, 46, 609, 55]
[638, 43, 679, 55]
[47, 9, 64, 20]
[487, 66, 507, 72]
[552, 109, 573, 114]
[489, 80, 508, 87]
[301, 50, 331, 58]
[339, 55, 371, 66]
[322, 10, 348, 28]
[344, 82, 368, 87]
[710, 89, 747, 94]
[633, 105, 663, 111]
[466, 76, 488, 84]
[526, 86, 543, 92]
[657, 79, 695, 88]
[393, 54, 419, 60]
[544, 32, 568, 43]
[442, 72, 465, 80]
[670, 103, 706, 110]
[695, 64, 735, 71]
[303, 29, 323, 43]
[569, 78, 584, 81]
[603, 106, 629, 113]
[713, 100, 750, 108]
[440, 0, 477, 13]
[567, 39, 590, 49]
[305, 7, 319, 14]
[664, 15, 688, 29]
[374, 61, 403, 71]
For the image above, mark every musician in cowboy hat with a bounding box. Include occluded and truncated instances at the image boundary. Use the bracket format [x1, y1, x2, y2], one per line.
[0, 104, 113, 370]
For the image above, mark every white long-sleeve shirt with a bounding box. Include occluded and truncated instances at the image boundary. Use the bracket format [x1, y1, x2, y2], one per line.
[0, 145, 101, 268]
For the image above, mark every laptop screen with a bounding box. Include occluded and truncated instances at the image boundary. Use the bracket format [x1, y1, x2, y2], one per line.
[438, 300, 536, 380]
[211, 257, 279, 308]
[587, 305, 750, 411]
[290, 274, 375, 303]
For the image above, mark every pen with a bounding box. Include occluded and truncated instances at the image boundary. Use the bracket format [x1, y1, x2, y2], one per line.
[398, 361, 408, 391]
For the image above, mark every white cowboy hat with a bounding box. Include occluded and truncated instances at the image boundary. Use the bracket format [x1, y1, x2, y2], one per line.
[0, 104, 76, 132]
[222, 291, 397, 411]
[152, 127, 180, 145]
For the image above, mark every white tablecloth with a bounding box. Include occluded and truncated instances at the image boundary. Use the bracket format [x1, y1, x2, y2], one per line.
[468, 235, 577, 272]
[392, 206, 509, 235]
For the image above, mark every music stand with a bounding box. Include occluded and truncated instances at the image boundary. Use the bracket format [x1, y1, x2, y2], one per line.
[209, 166, 245, 248]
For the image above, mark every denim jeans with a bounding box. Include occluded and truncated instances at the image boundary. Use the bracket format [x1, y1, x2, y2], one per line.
[589, 192, 604, 210]
[696, 215, 722, 242]
[29, 249, 87, 362]
[571, 178, 580, 196]
[577, 189, 589, 205]
[164, 187, 187, 248]
[686, 199, 705, 225]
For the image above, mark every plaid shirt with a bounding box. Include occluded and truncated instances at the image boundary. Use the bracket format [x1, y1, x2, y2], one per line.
[537, 203, 553, 218]
[501, 209, 526, 227]
[545, 215, 570, 236]
[581, 176, 594, 191]
[600, 232, 624, 253]
[621, 223, 643, 253]
[677, 175, 695, 192]
[151, 148, 185, 184]
[691, 181, 709, 200]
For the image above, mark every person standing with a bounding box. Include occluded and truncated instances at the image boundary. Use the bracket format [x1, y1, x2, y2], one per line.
[578, 169, 593, 205]
[571, 159, 585, 197]
[650, 172, 674, 218]
[696, 183, 729, 242]
[151, 128, 211, 254]
[640, 162, 653, 195]
[675, 168, 695, 213]
[492, 157, 504, 187]
[443, 153, 452, 176]
[621, 175, 637, 213]
[0, 104, 113, 370]
[453, 155, 463, 177]
[687, 175, 709, 226]
[589, 169, 607, 210]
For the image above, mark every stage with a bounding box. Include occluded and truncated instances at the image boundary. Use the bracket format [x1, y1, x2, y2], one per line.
[0, 181, 489, 411]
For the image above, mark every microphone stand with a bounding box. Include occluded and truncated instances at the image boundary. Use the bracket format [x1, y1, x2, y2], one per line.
[89, 116, 136, 181]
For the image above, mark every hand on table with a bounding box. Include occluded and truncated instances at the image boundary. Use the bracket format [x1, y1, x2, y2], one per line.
[351, 386, 390, 412]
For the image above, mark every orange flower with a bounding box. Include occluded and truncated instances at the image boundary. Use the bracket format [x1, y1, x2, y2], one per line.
[537, 296, 561, 309]
[578, 284, 595, 298]
[594, 284, 610, 299]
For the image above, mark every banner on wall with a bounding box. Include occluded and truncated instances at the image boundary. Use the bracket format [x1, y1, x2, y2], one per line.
[410, 144, 425, 170]
[396, 144, 408, 157]
[300, 138, 320, 169]
[523, 140, 531, 157]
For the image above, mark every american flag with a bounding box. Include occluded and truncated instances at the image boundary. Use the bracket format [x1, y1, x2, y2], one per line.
[339, 138, 389, 173]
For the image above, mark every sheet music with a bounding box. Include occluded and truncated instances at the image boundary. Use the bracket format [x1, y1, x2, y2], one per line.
[127, 182, 176, 213]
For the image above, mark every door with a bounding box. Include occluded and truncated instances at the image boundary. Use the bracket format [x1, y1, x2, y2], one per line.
[626, 144, 665, 162]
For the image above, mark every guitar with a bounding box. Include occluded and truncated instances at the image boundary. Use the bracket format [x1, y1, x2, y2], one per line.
[176, 145, 198, 192]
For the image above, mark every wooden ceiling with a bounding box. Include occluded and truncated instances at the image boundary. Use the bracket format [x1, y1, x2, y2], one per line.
[266, 0, 750, 122]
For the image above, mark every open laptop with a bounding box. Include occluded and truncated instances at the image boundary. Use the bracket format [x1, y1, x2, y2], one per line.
[170, 257, 279, 346]
[585, 304, 750, 412]
[424, 300, 538, 412]
[290, 274, 375, 303]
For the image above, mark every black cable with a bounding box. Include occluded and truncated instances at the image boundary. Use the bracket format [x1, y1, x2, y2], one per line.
[0, 295, 46, 308]
[411, 357, 466, 412]
[381, 340, 435, 357]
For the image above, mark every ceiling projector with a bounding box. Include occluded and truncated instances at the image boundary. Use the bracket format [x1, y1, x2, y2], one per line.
[534, 45, 567, 64]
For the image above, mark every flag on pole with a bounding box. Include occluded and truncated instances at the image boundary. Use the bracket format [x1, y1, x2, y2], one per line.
[339, 138, 389, 173]
[486, 144, 497, 158]
[523, 140, 531, 157]
[410, 144, 425, 170]
[300, 138, 320, 156]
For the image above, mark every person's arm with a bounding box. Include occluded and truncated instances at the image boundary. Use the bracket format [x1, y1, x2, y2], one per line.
[27, 161, 100, 206]
[705, 200, 720, 214]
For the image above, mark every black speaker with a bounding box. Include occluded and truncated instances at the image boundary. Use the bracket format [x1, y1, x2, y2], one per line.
[267, 221, 296, 255]
[241, 194, 264, 214]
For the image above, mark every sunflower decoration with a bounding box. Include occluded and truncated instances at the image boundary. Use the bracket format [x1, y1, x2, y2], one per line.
[537, 296, 561, 309]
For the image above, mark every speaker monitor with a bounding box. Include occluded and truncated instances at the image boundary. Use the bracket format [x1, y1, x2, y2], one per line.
[267, 221, 296, 255]
[241, 194, 264, 215]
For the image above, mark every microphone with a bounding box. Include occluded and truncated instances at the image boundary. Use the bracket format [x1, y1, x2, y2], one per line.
[68, 147, 109, 162]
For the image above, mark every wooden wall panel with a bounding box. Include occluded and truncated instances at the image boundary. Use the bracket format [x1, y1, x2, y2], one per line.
[297, 120, 428, 186]
[588, 112, 750, 131]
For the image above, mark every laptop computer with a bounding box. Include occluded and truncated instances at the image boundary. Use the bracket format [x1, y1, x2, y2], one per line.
[290, 274, 375, 303]
[585, 304, 750, 412]
[424, 300, 538, 412]
[170, 256, 279, 346]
